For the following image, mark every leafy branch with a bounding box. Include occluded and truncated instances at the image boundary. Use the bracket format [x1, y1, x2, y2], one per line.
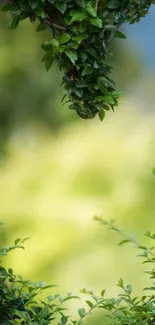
[0, 0, 154, 120]
[94, 216, 155, 261]
[1, 220, 155, 324]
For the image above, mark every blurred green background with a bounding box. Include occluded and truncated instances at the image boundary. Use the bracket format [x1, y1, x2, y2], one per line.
[0, 6, 155, 324]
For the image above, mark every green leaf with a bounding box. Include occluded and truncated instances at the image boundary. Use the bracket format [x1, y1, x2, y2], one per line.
[126, 284, 132, 294]
[44, 58, 54, 71]
[102, 95, 115, 104]
[71, 11, 88, 22]
[7, 16, 19, 30]
[86, 6, 97, 17]
[55, 2, 67, 14]
[29, 0, 40, 10]
[82, 66, 93, 76]
[64, 50, 78, 64]
[146, 301, 153, 312]
[72, 34, 88, 44]
[152, 167, 155, 175]
[51, 39, 59, 48]
[35, 7, 45, 18]
[76, 80, 89, 88]
[117, 278, 124, 288]
[0, 251, 7, 256]
[90, 17, 102, 28]
[1, 4, 12, 12]
[59, 34, 71, 44]
[76, 0, 85, 8]
[15, 238, 21, 245]
[10, 7, 22, 16]
[104, 24, 116, 30]
[108, 0, 120, 9]
[78, 308, 86, 318]
[36, 23, 46, 32]
[99, 109, 105, 121]
[74, 88, 83, 98]
[101, 289, 105, 297]
[115, 31, 126, 39]
[8, 268, 13, 274]
[118, 239, 130, 246]
[62, 295, 80, 302]
[86, 300, 94, 309]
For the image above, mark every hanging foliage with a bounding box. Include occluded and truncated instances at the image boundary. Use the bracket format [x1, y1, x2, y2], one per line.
[0, 0, 154, 120]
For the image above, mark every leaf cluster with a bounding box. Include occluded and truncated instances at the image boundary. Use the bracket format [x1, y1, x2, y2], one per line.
[1, 219, 155, 324]
[0, 231, 80, 324]
[0, 0, 155, 120]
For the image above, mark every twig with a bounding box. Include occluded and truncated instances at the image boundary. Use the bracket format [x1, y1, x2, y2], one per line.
[95, 0, 99, 11]
[44, 18, 66, 31]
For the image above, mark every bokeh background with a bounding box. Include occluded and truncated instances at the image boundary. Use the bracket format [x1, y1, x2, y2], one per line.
[0, 5, 155, 324]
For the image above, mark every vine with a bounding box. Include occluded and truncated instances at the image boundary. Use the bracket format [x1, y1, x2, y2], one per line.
[0, 0, 154, 120]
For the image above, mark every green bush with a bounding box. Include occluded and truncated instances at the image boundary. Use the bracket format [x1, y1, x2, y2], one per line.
[1, 0, 154, 119]
[1, 219, 155, 324]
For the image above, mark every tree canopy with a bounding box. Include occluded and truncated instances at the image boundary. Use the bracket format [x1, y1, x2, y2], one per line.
[1, 0, 154, 120]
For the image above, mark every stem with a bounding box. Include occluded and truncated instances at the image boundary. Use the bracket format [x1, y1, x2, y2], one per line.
[95, 0, 99, 11]
[94, 217, 155, 258]
[43, 18, 66, 31]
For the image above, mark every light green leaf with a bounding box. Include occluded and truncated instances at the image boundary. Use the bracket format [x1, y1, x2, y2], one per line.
[86, 6, 97, 17]
[71, 11, 88, 22]
[55, 2, 67, 14]
[90, 17, 102, 28]
[65, 50, 78, 64]
[51, 39, 59, 48]
[115, 31, 126, 39]
[59, 34, 71, 44]
[99, 109, 105, 121]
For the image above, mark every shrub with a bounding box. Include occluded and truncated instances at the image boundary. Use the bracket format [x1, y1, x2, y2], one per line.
[0, 0, 154, 119]
[1, 219, 155, 324]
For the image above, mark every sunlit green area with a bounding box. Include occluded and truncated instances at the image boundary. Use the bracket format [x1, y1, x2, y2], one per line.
[0, 10, 155, 325]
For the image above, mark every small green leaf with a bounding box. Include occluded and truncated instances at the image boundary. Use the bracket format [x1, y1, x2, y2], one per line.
[102, 95, 115, 104]
[86, 300, 94, 309]
[76, 0, 85, 8]
[152, 167, 155, 175]
[99, 109, 105, 121]
[146, 301, 153, 312]
[64, 50, 78, 64]
[51, 39, 59, 48]
[7, 16, 19, 30]
[78, 308, 86, 318]
[118, 239, 130, 246]
[29, 0, 40, 10]
[108, 0, 120, 9]
[126, 284, 132, 294]
[55, 2, 67, 14]
[82, 66, 93, 76]
[62, 295, 80, 302]
[115, 31, 126, 39]
[117, 278, 124, 288]
[86, 6, 97, 17]
[90, 17, 102, 28]
[101, 289, 105, 297]
[15, 238, 21, 246]
[71, 11, 88, 22]
[44, 58, 54, 71]
[35, 7, 45, 18]
[59, 34, 71, 44]
[104, 24, 116, 30]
